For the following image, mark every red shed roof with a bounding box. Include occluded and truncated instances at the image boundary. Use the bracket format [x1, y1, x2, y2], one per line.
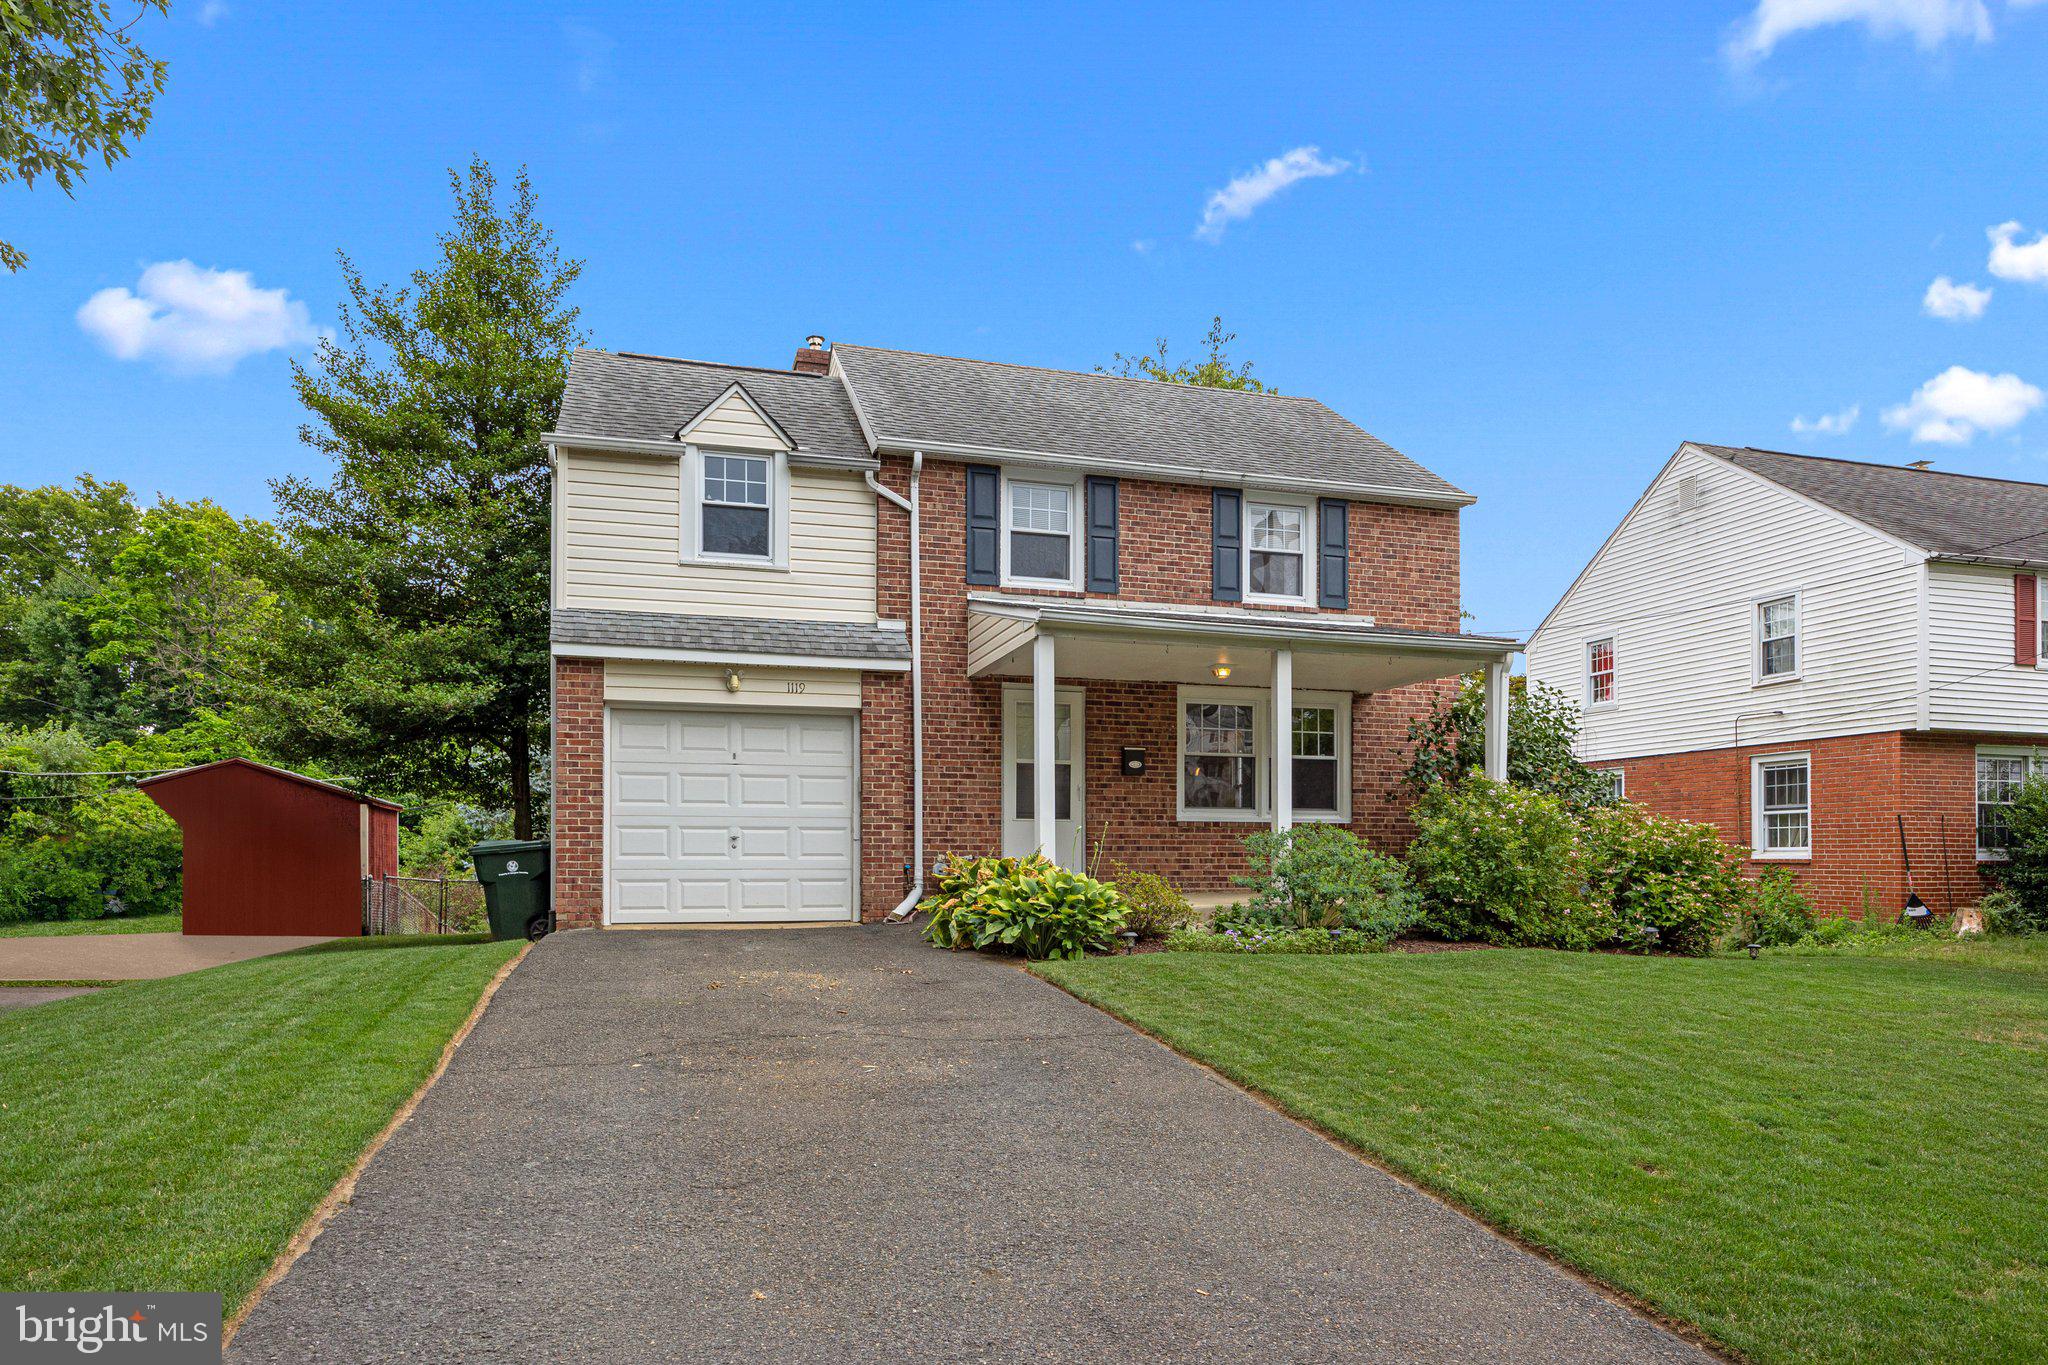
[138, 756, 402, 812]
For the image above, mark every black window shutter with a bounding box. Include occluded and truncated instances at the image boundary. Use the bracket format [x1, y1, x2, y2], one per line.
[1212, 488, 1242, 602]
[1317, 498, 1349, 609]
[965, 464, 1000, 585]
[1085, 477, 1119, 594]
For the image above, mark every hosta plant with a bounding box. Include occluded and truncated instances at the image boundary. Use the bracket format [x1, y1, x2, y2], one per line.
[922, 853, 1128, 961]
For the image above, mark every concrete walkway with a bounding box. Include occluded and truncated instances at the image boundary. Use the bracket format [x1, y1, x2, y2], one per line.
[230, 928, 1706, 1364]
[0, 933, 333, 982]
[0, 985, 100, 1010]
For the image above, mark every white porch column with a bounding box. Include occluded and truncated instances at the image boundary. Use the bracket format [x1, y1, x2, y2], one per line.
[1483, 658, 1510, 781]
[1272, 646, 1293, 831]
[1033, 632, 1056, 858]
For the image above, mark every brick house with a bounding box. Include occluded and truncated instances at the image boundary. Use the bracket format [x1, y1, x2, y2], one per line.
[545, 339, 1516, 927]
[1526, 443, 2048, 920]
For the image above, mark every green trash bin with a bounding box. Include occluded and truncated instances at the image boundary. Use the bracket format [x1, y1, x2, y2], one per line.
[472, 839, 553, 941]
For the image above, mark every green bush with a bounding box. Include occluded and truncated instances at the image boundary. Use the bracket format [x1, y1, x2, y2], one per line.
[1406, 776, 1598, 948]
[922, 853, 1127, 961]
[1164, 925, 1388, 954]
[1108, 863, 1195, 940]
[0, 790, 181, 924]
[1975, 888, 2042, 936]
[1737, 868, 1818, 947]
[1992, 778, 2048, 930]
[1580, 803, 1747, 957]
[0, 840, 105, 922]
[1231, 824, 1423, 943]
[1402, 674, 1616, 812]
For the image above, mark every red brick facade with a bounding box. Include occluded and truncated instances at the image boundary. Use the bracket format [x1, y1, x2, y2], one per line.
[552, 454, 1468, 924]
[550, 657, 606, 929]
[1596, 729, 2017, 920]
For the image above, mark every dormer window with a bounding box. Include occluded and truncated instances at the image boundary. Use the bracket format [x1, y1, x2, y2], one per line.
[681, 448, 787, 568]
[1001, 475, 1080, 588]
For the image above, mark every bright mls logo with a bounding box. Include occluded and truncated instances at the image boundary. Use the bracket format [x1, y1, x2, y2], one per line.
[4, 1294, 220, 1362]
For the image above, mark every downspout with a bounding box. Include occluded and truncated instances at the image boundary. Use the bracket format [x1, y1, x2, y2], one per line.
[866, 453, 924, 918]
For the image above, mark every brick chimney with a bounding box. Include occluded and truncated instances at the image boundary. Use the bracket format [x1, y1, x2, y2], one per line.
[792, 334, 830, 375]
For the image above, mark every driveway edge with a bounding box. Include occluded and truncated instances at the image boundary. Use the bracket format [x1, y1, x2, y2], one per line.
[222, 942, 530, 1347]
[1023, 962, 1740, 1364]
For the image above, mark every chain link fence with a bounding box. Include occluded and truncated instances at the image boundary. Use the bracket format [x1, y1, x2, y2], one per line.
[361, 874, 489, 936]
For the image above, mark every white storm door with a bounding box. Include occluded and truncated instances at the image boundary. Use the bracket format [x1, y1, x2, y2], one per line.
[608, 708, 856, 923]
[1000, 687, 1085, 870]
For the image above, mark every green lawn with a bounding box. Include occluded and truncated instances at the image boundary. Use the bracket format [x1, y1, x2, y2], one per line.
[0, 935, 522, 1311]
[0, 911, 184, 937]
[1034, 942, 2048, 1364]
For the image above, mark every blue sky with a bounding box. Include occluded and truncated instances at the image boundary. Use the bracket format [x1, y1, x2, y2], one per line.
[5, 0, 2047, 636]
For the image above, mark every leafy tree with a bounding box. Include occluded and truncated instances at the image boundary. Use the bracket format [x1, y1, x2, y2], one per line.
[1, 0, 170, 270]
[1401, 672, 1613, 811]
[1993, 776, 2048, 931]
[261, 159, 583, 838]
[1102, 316, 1272, 392]
[82, 499, 278, 729]
[0, 478, 140, 734]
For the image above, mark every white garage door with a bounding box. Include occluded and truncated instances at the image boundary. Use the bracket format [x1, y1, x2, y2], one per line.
[608, 708, 856, 923]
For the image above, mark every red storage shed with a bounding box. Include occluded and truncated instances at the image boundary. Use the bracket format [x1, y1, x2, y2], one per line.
[141, 758, 400, 937]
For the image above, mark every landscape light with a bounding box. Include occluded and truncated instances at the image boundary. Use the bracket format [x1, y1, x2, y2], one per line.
[1746, 942, 1762, 960]
[1118, 930, 1138, 954]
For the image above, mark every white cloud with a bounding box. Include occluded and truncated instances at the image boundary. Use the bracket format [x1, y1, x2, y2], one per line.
[198, 0, 228, 25]
[1882, 365, 2043, 444]
[1726, 0, 1992, 63]
[1791, 404, 1862, 434]
[77, 260, 318, 375]
[1130, 239, 1155, 255]
[1195, 146, 1353, 243]
[563, 23, 615, 95]
[1987, 220, 2048, 284]
[1923, 275, 1991, 319]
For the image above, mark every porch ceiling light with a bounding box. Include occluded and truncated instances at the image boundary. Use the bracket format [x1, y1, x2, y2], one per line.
[1211, 664, 1231, 680]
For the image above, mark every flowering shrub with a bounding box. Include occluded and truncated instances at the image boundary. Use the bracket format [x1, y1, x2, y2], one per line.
[1580, 803, 1747, 957]
[1164, 925, 1389, 954]
[922, 853, 1127, 961]
[1231, 825, 1423, 941]
[1405, 776, 1598, 948]
[1735, 868, 1817, 948]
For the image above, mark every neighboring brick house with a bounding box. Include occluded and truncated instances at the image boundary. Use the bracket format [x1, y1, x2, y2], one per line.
[545, 339, 1515, 927]
[1527, 442, 2048, 920]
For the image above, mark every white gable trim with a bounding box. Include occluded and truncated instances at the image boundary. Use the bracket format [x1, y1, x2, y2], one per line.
[673, 381, 797, 450]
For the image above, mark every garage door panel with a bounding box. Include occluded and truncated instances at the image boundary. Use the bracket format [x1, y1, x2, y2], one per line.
[607, 707, 855, 924]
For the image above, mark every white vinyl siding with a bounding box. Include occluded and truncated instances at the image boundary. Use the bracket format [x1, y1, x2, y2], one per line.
[1525, 445, 1921, 762]
[603, 659, 862, 711]
[556, 450, 877, 622]
[1927, 563, 2048, 731]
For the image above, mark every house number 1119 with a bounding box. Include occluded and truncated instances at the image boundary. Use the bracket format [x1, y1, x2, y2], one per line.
[785, 681, 806, 694]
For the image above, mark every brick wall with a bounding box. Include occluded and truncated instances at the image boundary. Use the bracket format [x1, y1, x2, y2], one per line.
[550, 657, 605, 929]
[1598, 729, 2006, 919]
[863, 454, 1463, 903]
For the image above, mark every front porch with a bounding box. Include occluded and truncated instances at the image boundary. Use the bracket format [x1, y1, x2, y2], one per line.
[962, 594, 1519, 885]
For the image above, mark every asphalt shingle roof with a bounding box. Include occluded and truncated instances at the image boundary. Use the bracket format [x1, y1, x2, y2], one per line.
[832, 344, 1471, 504]
[551, 608, 910, 662]
[1700, 444, 2048, 565]
[554, 350, 872, 463]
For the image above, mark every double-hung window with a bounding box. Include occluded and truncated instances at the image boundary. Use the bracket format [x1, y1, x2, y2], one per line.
[1586, 637, 1615, 707]
[1290, 705, 1341, 815]
[1245, 501, 1309, 602]
[1177, 689, 1349, 821]
[1003, 478, 1076, 586]
[1756, 594, 1800, 681]
[1977, 748, 2046, 858]
[1752, 754, 1810, 858]
[1595, 768, 1626, 801]
[694, 452, 775, 561]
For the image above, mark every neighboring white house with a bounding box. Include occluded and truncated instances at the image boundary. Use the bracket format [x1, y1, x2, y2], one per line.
[1527, 442, 2048, 918]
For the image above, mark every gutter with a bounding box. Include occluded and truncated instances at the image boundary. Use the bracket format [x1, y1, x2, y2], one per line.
[866, 454, 925, 918]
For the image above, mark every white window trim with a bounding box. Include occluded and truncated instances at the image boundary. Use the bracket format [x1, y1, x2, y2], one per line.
[1750, 751, 1811, 861]
[1584, 633, 1617, 711]
[1596, 767, 1625, 799]
[1173, 684, 1350, 823]
[1242, 492, 1318, 606]
[1752, 590, 1803, 687]
[1975, 745, 2045, 861]
[2036, 577, 2047, 671]
[998, 469, 1083, 591]
[679, 445, 790, 570]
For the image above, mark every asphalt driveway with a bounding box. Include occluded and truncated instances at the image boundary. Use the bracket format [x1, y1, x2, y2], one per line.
[230, 927, 1705, 1363]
